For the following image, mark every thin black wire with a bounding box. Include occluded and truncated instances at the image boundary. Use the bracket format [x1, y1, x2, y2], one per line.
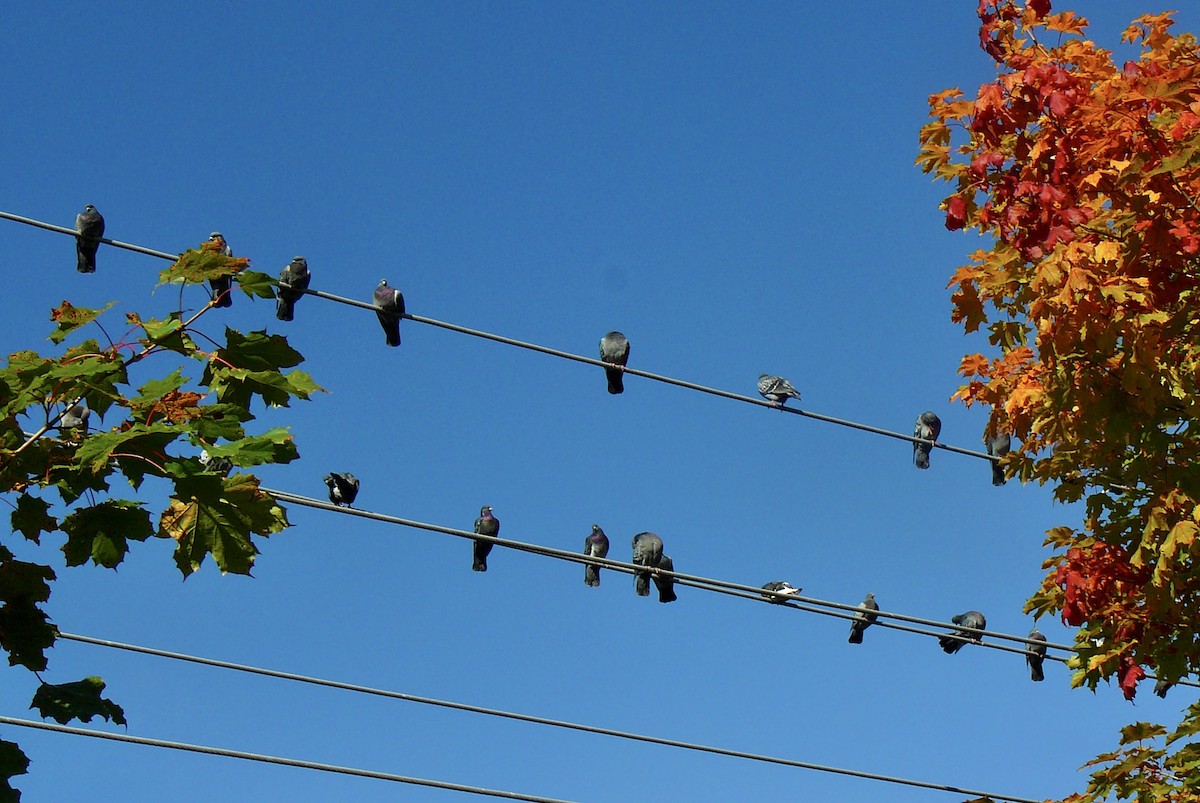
[53, 633, 1042, 803]
[0, 715, 576, 803]
[0, 209, 995, 462]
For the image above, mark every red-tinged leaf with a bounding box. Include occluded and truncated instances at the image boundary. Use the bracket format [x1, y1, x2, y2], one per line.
[945, 195, 969, 230]
[1048, 90, 1071, 116]
[1028, 0, 1050, 17]
[1119, 656, 1145, 701]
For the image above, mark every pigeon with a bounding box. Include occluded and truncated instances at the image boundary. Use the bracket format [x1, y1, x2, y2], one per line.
[583, 524, 610, 587]
[1026, 626, 1047, 682]
[198, 449, 233, 476]
[58, 399, 90, 431]
[323, 472, 360, 507]
[760, 581, 802, 603]
[208, 232, 234, 308]
[913, 411, 942, 469]
[75, 204, 105, 273]
[939, 610, 986, 654]
[848, 592, 880, 644]
[373, 279, 405, 347]
[653, 554, 677, 603]
[598, 331, 630, 395]
[473, 505, 499, 572]
[757, 374, 802, 407]
[631, 532, 664, 596]
[276, 257, 311, 322]
[985, 431, 1012, 486]
[1153, 677, 1174, 698]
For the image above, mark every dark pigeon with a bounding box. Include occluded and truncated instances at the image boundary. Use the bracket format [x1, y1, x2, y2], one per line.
[373, 279, 405, 347]
[473, 505, 499, 572]
[985, 431, 1012, 486]
[75, 204, 105, 273]
[760, 581, 802, 603]
[848, 592, 880, 644]
[913, 411, 942, 470]
[198, 449, 233, 476]
[1154, 677, 1174, 699]
[631, 532, 664, 597]
[757, 374, 801, 407]
[598, 331, 630, 394]
[276, 257, 311, 322]
[583, 524, 610, 587]
[58, 400, 90, 431]
[653, 554, 677, 603]
[1026, 626, 1047, 682]
[324, 472, 360, 507]
[208, 232, 234, 308]
[939, 610, 986, 654]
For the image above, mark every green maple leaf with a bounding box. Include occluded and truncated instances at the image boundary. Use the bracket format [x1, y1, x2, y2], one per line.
[60, 500, 154, 569]
[0, 561, 57, 671]
[10, 495, 56, 545]
[160, 475, 288, 577]
[236, 270, 276, 300]
[0, 738, 29, 802]
[30, 677, 126, 726]
[203, 428, 299, 468]
[48, 301, 113, 345]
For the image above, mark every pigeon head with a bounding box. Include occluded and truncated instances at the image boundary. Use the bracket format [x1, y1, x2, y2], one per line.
[293, 256, 307, 266]
[209, 232, 223, 241]
[480, 505, 492, 517]
[379, 279, 389, 287]
[84, 204, 97, 212]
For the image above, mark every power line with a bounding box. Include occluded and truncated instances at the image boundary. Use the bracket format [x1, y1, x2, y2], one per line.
[0, 715, 577, 803]
[0, 208, 996, 462]
[54, 632, 1044, 803]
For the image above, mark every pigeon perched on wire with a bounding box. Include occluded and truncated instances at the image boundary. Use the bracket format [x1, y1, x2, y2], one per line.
[75, 204, 105, 273]
[598, 331, 630, 395]
[653, 554, 677, 603]
[848, 592, 880, 644]
[275, 257, 311, 322]
[373, 279, 405, 347]
[58, 400, 90, 431]
[1154, 677, 1174, 698]
[757, 374, 801, 407]
[208, 232, 234, 308]
[939, 610, 986, 654]
[473, 506, 499, 572]
[760, 581, 802, 603]
[985, 431, 1011, 486]
[323, 473, 360, 507]
[198, 449, 233, 476]
[1026, 626, 1047, 682]
[631, 532, 664, 597]
[583, 524, 610, 587]
[913, 411, 942, 470]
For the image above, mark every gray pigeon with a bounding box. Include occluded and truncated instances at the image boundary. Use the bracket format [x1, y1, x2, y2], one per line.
[75, 204, 105, 273]
[631, 532, 664, 596]
[757, 374, 802, 407]
[198, 449, 233, 476]
[373, 279, 405, 347]
[913, 411, 942, 469]
[653, 554, 677, 603]
[1154, 677, 1174, 698]
[276, 257, 311, 322]
[985, 431, 1012, 486]
[583, 524, 610, 587]
[323, 472, 360, 507]
[1026, 626, 1047, 682]
[208, 232, 234, 308]
[473, 506, 499, 572]
[58, 400, 90, 431]
[760, 581, 802, 603]
[848, 592, 880, 644]
[598, 331, 630, 395]
[939, 610, 986, 654]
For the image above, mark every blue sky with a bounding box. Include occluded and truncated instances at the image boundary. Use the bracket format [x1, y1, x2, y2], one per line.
[2, 2, 1196, 801]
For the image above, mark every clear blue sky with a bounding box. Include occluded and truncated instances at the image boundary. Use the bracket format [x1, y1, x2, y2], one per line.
[1, 3, 1195, 801]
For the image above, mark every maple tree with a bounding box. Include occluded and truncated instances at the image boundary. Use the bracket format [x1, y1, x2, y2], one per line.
[0, 240, 318, 798]
[920, 2, 1200, 799]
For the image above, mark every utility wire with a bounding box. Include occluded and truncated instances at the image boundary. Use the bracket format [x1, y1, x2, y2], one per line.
[0, 209, 995, 462]
[0, 715, 576, 803]
[54, 633, 1043, 803]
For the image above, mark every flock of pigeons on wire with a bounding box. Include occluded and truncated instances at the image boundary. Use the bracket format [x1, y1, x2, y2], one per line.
[71, 205, 1062, 686]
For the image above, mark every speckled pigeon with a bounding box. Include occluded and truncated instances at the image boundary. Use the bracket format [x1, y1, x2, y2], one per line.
[324, 472, 360, 507]
[757, 374, 801, 407]
[373, 279, 405, 347]
[198, 449, 233, 476]
[653, 554, 677, 603]
[939, 610, 986, 654]
[1026, 626, 1047, 682]
[583, 524, 610, 587]
[985, 431, 1011, 486]
[58, 400, 89, 431]
[75, 204, 104, 273]
[848, 592, 880, 644]
[761, 581, 802, 603]
[276, 257, 311, 322]
[473, 505, 499, 572]
[598, 331, 630, 394]
[208, 232, 233, 308]
[631, 532, 664, 596]
[913, 411, 942, 469]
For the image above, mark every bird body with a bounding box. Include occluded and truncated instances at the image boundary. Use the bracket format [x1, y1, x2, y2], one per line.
[761, 581, 802, 603]
[324, 473, 360, 507]
[276, 257, 311, 321]
[373, 279, 405, 347]
[208, 232, 234, 308]
[757, 374, 801, 407]
[848, 592, 879, 644]
[583, 525, 610, 587]
[1026, 626, 1047, 681]
[59, 400, 90, 431]
[631, 532, 664, 596]
[653, 554, 677, 603]
[939, 610, 986, 654]
[1154, 678, 1174, 698]
[198, 449, 233, 476]
[598, 331, 630, 394]
[913, 411, 942, 469]
[985, 432, 1012, 486]
[75, 204, 105, 273]
[473, 506, 499, 572]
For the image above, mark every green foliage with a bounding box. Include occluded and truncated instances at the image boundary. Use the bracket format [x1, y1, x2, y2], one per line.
[60, 500, 154, 568]
[0, 739, 29, 803]
[30, 677, 126, 726]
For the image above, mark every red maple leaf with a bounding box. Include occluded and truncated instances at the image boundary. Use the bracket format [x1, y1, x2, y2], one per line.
[946, 195, 969, 230]
[1028, 0, 1050, 17]
[1118, 655, 1145, 700]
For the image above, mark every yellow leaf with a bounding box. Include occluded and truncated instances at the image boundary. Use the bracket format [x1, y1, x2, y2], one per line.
[1094, 241, 1120, 262]
[1109, 158, 1132, 172]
